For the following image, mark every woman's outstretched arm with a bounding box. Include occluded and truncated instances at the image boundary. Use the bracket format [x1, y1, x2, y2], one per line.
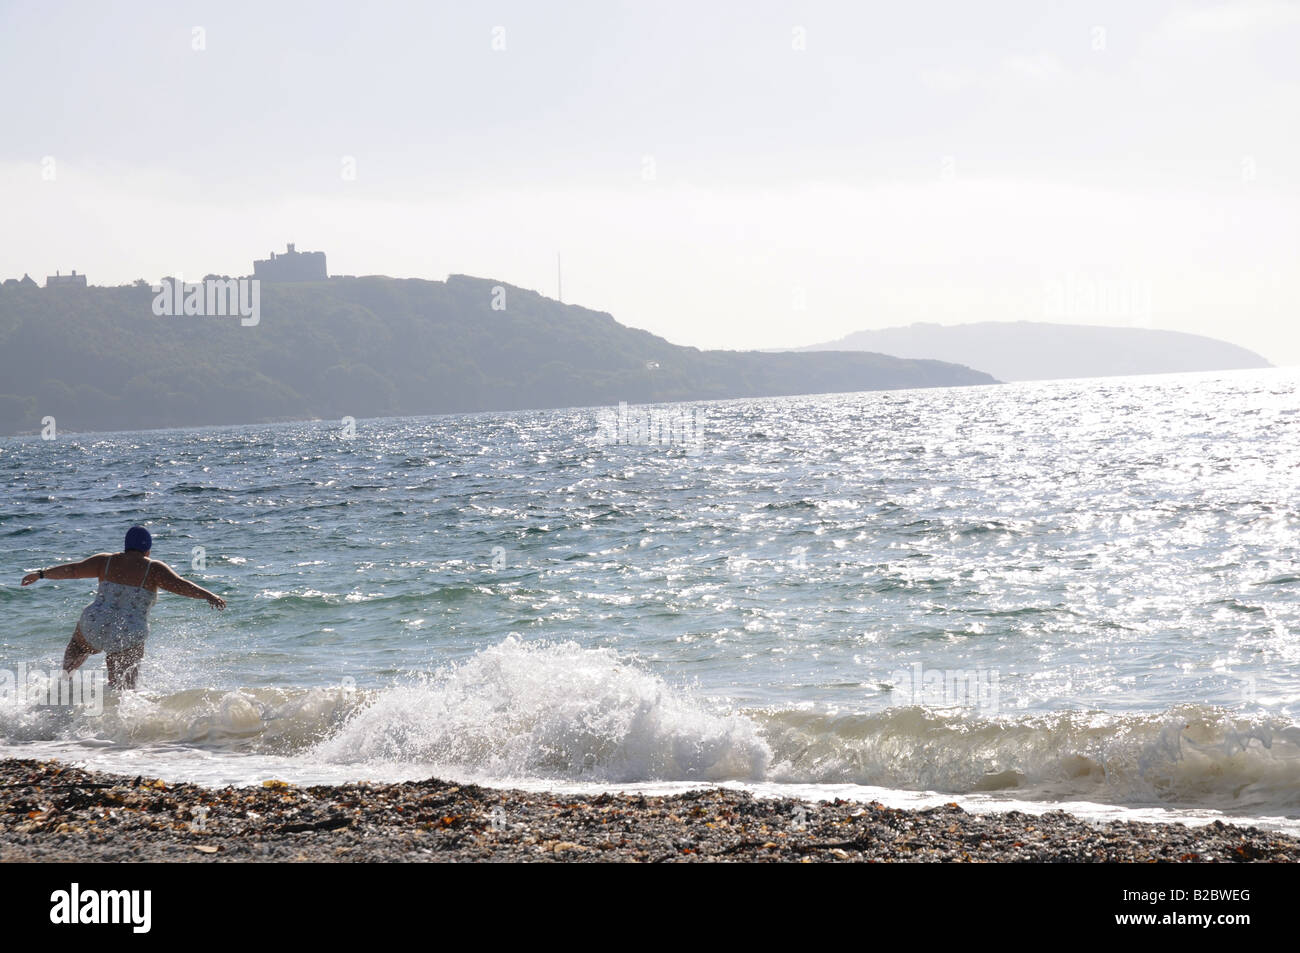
[20, 553, 109, 586]
[152, 561, 226, 609]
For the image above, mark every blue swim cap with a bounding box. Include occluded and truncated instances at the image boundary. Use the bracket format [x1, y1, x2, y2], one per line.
[124, 525, 152, 552]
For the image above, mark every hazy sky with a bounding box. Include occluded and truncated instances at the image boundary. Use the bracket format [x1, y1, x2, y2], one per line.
[2, 1, 1297, 362]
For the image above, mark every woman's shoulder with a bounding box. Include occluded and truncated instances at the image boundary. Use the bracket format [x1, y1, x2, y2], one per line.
[143, 558, 174, 583]
[80, 552, 114, 581]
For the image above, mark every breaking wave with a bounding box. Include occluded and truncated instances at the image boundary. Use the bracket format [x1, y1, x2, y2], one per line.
[2, 638, 1297, 815]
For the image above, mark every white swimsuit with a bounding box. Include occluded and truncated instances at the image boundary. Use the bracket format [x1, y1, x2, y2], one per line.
[78, 556, 158, 654]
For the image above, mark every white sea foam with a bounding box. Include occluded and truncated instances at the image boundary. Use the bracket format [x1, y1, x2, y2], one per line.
[311, 636, 771, 783]
[2, 638, 1297, 819]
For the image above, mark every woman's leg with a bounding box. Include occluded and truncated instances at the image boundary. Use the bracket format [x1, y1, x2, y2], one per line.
[106, 645, 145, 690]
[62, 625, 96, 674]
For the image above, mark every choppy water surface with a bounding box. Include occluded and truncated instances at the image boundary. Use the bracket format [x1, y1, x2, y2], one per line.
[2, 369, 1298, 829]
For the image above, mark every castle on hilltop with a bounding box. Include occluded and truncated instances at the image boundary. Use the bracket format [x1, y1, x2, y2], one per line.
[253, 243, 328, 282]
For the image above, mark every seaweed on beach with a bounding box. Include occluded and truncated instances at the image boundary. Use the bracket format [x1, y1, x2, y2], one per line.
[2, 759, 1297, 864]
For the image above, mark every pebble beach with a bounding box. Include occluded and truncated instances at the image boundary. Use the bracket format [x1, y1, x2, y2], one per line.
[3, 759, 1297, 863]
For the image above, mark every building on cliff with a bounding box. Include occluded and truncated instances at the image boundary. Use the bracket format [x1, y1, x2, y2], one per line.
[253, 243, 328, 282]
[45, 270, 87, 288]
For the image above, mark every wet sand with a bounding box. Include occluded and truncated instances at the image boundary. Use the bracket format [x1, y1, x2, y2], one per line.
[2, 759, 1297, 863]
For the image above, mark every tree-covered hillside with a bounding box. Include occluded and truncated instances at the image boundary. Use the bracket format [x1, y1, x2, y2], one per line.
[0, 275, 995, 434]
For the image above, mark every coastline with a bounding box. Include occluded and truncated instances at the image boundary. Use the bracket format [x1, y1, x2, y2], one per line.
[3, 759, 1297, 863]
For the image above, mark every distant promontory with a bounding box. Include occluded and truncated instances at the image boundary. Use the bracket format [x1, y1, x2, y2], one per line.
[791, 321, 1271, 382]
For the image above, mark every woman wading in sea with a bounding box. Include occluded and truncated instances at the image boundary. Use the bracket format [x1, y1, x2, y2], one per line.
[20, 526, 225, 689]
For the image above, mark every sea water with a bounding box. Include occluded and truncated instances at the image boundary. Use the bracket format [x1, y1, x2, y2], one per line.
[2, 368, 1298, 831]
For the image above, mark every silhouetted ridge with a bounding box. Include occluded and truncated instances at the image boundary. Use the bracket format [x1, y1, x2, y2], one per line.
[0, 276, 994, 434]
